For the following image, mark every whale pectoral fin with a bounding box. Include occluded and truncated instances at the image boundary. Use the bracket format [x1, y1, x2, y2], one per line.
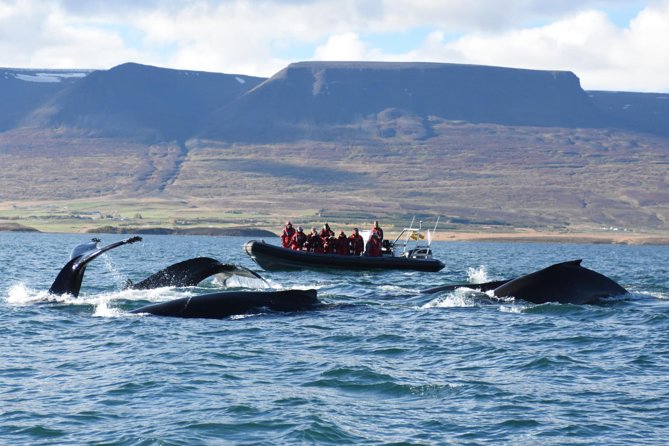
[421, 279, 511, 295]
[48, 236, 142, 297]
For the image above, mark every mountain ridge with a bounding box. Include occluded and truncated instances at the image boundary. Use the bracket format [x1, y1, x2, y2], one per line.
[3, 61, 669, 143]
[1, 61, 668, 231]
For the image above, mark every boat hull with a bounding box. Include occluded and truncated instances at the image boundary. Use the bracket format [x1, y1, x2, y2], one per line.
[244, 240, 445, 272]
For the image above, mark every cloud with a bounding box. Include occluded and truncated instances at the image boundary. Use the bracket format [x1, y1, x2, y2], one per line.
[313, 32, 369, 60]
[404, 4, 669, 92]
[0, 0, 667, 91]
[0, 0, 143, 68]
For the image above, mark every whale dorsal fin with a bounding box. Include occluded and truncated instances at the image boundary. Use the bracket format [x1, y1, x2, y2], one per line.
[548, 259, 583, 269]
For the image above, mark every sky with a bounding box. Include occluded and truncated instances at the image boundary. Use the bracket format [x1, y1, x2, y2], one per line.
[1, 0, 668, 92]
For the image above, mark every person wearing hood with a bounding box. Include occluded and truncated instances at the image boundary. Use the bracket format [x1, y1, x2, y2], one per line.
[335, 230, 349, 255]
[348, 228, 364, 256]
[290, 226, 307, 250]
[305, 227, 324, 253]
[281, 221, 296, 248]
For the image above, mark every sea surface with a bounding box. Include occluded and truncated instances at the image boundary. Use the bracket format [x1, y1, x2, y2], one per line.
[1, 232, 668, 445]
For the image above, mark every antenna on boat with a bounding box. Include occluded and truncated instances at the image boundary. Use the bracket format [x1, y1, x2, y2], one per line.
[428, 216, 440, 247]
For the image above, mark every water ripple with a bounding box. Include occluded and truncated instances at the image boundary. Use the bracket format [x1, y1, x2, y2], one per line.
[1, 235, 668, 444]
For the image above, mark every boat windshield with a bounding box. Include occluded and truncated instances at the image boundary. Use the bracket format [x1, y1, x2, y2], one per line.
[389, 217, 438, 259]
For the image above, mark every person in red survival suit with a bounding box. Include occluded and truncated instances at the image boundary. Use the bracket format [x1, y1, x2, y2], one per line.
[290, 226, 307, 250]
[319, 223, 335, 239]
[281, 221, 296, 248]
[335, 230, 349, 255]
[320, 223, 335, 253]
[367, 220, 384, 257]
[305, 227, 324, 253]
[323, 234, 336, 253]
[367, 230, 381, 256]
[348, 228, 364, 256]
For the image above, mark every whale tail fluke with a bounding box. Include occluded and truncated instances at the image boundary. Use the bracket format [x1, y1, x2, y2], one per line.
[128, 258, 268, 290]
[48, 236, 143, 297]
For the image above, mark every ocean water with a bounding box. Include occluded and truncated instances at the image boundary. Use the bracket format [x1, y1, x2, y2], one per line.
[1, 233, 668, 445]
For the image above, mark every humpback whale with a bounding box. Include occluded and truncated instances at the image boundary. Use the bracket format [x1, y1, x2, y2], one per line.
[130, 289, 318, 319]
[125, 257, 267, 290]
[49, 237, 317, 319]
[49, 236, 143, 297]
[51, 238, 267, 296]
[422, 260, 627, 304]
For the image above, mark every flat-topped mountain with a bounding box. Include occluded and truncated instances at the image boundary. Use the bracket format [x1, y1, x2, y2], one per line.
[25, 62, 264, 142]
[203, 61, 608, 141]
[3, 61, 668, 143]
[588, 90, 669, 137]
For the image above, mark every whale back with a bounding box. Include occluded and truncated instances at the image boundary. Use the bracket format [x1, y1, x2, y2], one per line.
[131, 289, 318, 319]
[493, 259, 627, 304]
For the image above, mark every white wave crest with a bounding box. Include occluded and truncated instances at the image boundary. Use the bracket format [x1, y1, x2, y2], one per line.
[499, 304, 526, 313]
[421, 288, 479, 308]
[378, 284, 416, 295]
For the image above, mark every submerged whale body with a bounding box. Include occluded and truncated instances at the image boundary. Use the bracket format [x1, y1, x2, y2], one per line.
[422, 260, 627, 304]
[130, 289, 318, 319]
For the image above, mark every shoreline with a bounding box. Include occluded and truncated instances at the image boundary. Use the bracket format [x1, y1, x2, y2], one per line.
[432, 230, 669, 245]
[1, 222, 667, 245]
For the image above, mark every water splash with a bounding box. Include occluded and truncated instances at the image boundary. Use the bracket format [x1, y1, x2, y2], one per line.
[101, 254, 128, 289]
[92, 300, 126, 318]
[466, 265, 489, 284]
[6, 283, 46, 305]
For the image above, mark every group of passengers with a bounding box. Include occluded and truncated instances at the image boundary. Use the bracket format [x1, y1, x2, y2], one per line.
[280, 221, 385, 257]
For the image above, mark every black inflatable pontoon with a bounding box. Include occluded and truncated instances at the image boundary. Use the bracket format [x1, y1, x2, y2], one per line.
[244, 240, 445, 272]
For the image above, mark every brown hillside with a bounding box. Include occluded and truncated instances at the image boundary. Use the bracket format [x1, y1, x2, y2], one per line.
[2, 123, 667, 232]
